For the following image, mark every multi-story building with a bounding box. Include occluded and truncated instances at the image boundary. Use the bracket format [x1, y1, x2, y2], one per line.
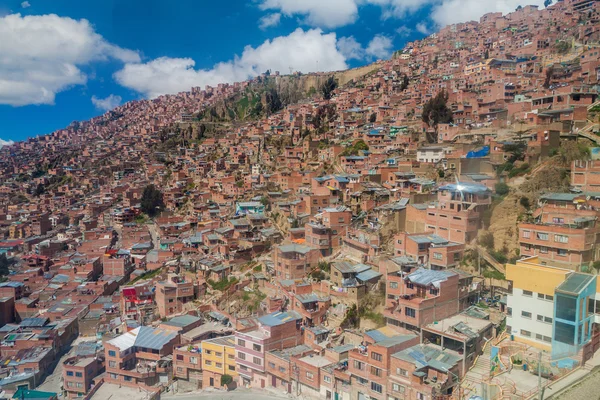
[305, 207, 352, 257]
[425, 182, 492, 244]
[235, 310, 303, 388]
[506, 256, 599, 359]
[155, 274, 196, 318]
[272, 244, 320, 280]
[31, 212, 51, 236]
[201, 335, 237, 389]
[389, 344, 462, 400]
[347, 328, 419, 400]
[62, 356, 101, 399]
[264, 344, 312, 394]
[519, 192, 600, 270]
[384, 268, 461, 332]
[393, 232, 465, 269]
[572, 160, 600, 192]
[120, 283, 155, 324]
[173, 344, 202, 385]
[104, 326, 178, 388]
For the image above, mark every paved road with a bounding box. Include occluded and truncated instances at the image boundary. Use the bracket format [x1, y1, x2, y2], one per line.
[556, 369, 600, 400]
[163, 389, 294, 400]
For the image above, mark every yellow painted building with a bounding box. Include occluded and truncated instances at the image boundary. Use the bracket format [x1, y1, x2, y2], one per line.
[200, 335, 237, 388]
[506, 256, 599, 356]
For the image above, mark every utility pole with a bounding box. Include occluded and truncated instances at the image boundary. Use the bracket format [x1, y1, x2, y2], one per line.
[538, 351, 544, 400]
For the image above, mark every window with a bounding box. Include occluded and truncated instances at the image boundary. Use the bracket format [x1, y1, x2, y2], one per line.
[545, 316, 553, 324]
[521, 311, 532, 319]
[238, 352, 246, 360]
[543, 336, 552, 343]
[356, 376, 368, 385]
[540, 246, 548, 254]
[216, 363, 223, 368]
[371, 366, 382, 377]
[324, 375, 332, 383]
[371, 352, 383, 362]
[522, 230, 531, 239]
[397, 368, 408, 377]
[553, 217, 564, 224]
[253, 357, 261, 366]
[279, 366, 286, 373]
[393, 383, 405, 393]
[507, 307, 512, 316]
[523, 290, 533, 297]
[405, 307, 416, 318]
[228, 354, 235, 360]
[205, 350, 212, 355]
[108, 361, 116, 368]
[521, 330, 531, 337]
[554, 235, 568, 243]
[176, 355, 184, 361]
[306, 372, 314, 380]
[537, 293, 545, 299]
[190, 356, 198, 364]
[238, 339, 246, 347]
[253, 344, 262, 352]
[67, 371, 74, 377]
[215, 352, 222, 357]
[433, 252, 442, 260]
[75, 372, 82, 378]
[545, 294, 554, 301]
[371, 382, 383, 393]
[537, 315, 544, 322]
[229, 365, 235, 371]
[557, 249, 567, 256]
[536, 233, 548, 241]
[354, 360, 364, 370]
[390, 282, 398, 289]
[205, 360, 212, 366]
[109, 373, 117, 379]
[268, 362, 275, 368]
[108, 350, 116, 357]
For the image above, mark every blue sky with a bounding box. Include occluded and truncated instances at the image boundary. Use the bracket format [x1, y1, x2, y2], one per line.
[0, 0, 548, 144]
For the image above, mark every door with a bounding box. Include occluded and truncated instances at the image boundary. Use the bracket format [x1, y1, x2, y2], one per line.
[358, 392, 366, 400]
[272, 375, 276, 387]
[209, 377, 214, 387]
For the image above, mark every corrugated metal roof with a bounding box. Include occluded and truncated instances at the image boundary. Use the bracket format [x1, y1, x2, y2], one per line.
[406, 268, 455, 287]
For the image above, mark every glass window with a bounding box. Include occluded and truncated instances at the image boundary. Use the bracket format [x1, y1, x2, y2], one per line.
[390, 282, 398, 289]
[371, 382, 383, 393]
[405, 307, 416, 318]
[522, 230, 530, 238]
[238, 339, 245, 347]
[554, 235, 568, 243]
[397, 368, 408, 376]
[371, 352, 382, 362]
[108, 350, 116, 357]
[536, 232, 548, 241]
[522, 311, 532, 319]
[523, 290, 533, 297]
[67, 371, 74, 377]
[521, 330, 531, 337]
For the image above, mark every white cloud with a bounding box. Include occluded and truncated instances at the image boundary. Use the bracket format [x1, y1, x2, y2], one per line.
[337, 36, 364, 60]
[395, 26, 413, 37]
[0, 139, 15, 148]
[430, 0, 547, 26]
[91, 94, 122, 111]
[365, 34, 393, 59]
[259, 13, 281, 29]
[20, 1, 30, 8]
[258, 0, 359, 28]
[363, 0, 432, 20]
[0, 13, 140, 106]
[115, 28, 348, 99]
[415, 22, 430, 35]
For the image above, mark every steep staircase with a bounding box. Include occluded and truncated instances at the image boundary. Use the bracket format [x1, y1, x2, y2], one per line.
[476, 245, 506, 274]
[461, 340, 493, 398]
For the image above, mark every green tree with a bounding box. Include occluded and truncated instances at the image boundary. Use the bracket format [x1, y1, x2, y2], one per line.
[321, 76, 338, 100]
[140, 184, 165, 217]
[479, 231, 495, 250]
[495, 182, 509, 196]
[369, 113, 377, 123]
[400, 74, 409, 91]
[34, 183, 45, 197]
[0, 254, 12, 276]
[421, 90, 453, 143]
[265, 88, 282, 115]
